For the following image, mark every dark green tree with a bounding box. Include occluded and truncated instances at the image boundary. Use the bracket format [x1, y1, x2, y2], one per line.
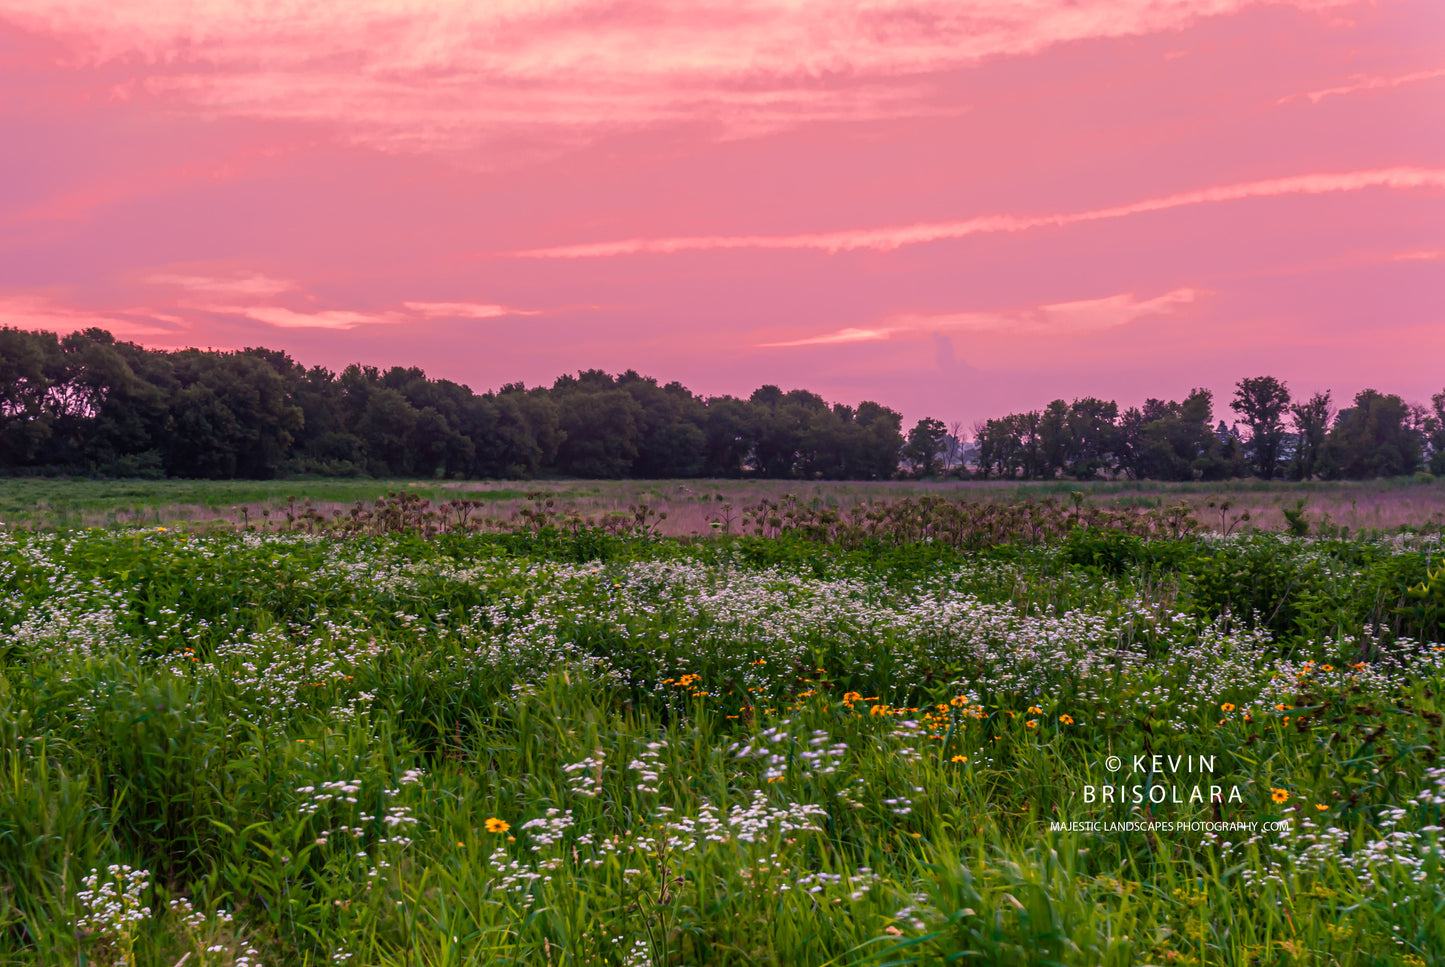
[1288, 390, 1333, 481]
[1319, 389, 1423, 479]
[1065, 397, 1119, 480]
[1429, 389, 1445, 475]
[903, 417, 948, 476]
[1231, 376, 1291, 479]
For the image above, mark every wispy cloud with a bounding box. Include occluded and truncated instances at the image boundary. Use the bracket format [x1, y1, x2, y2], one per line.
[208, 305, 403, 331]
[144, 272, 300, 298]
[516, 167, 1445, 258]
[402, 301, 541, 319]
[0, 294, 184, 339]
[0, 283, 543, 337]
[758, 288, 1207, 347]
[761, 326, 894, 347]
[1282, 67, 1445, 104]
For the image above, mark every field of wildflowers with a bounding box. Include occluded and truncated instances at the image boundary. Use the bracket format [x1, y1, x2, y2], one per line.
[1, 521, 1443, 965]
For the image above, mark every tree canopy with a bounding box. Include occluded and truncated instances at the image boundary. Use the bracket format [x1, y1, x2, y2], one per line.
[1, 328, 1439, 482]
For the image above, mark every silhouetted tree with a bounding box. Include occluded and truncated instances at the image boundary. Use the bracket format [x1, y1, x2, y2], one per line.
[1231, 376, 1291, 479]
[1288, 390, 1333, 481]
[903, 418, 947, 476]
[1319, 389, 1423, 479]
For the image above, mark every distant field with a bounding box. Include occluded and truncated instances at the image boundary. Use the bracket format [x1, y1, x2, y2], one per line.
[3, 475, 1443, 535]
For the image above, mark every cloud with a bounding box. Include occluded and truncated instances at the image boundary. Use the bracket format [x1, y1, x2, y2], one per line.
[3, 0, 1355, 159]
[759, 287, 1207, 348]
[144, 272, 300, 297]
[402, 301, 539, 319]
[0, 283, 542, 338]
[209, 305, 402, 330]
[514, 166, 1445, 258]
[144, 273, 542, 329]
[212, 300, 539, 329]
[0, 294, 184, 339]
[759, 326, 893, 347]
[895, 288, 1208, 336]
[1283, 67, 1445, 105]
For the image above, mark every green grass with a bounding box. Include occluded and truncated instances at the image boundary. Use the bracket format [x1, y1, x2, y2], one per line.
[3, 475, 1441, 537]
[0, 479, 534, 529]
[1, 525, 1443, 965]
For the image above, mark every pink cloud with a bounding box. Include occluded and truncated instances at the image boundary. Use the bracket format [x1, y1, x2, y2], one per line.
[143, 272, 301, 298]
[0, 294, 183, 340]
[0, 278, 547, 336]
[209, 305, 402, 330]
[761, 326, 894, 348]
[514, 167, 1445, 258]
[2, 0, 1358, 162]
[402, 301, 540, 319]
[761, 288, 1207, 347]
[1284, 66, 1445, 104]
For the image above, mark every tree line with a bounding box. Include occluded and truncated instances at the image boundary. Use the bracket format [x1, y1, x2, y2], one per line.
[0, 328, 905, 479]
[2, 327, 1441, 481]
[968, 377, 1445, 481]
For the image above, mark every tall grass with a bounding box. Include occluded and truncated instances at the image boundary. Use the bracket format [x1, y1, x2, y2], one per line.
[0, 524, 1442, 965]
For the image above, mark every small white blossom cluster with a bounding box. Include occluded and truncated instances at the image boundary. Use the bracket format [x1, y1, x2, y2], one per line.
[487, 848, 550, 906]
[520, 808, 576, 851]
[295, 773, 419, 881]
[1239, 768, 1445, 893]
[562, 751, 607, 797]
[891, 894, 933, 932]
[795, 867, 878, 902]
[730, 724, 848, 781]
[297, 780, 362, 815]
[628, 741, 667, 793]
[168, 898, 261, 967]
[75, 865, 151, 935]
[663, 792, 829, 846]
[613, 936, 652, 967]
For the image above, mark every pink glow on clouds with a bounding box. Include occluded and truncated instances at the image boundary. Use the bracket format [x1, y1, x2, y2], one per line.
[1, 0, 1442, 426]
[511, 167, 1445, 258]
[1286, 66, 1445, 104]
[761, 288, 1210, 346]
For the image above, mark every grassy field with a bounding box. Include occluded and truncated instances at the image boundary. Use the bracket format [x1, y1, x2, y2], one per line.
[2, 515, 1444, 966]
[3, 475, 1443, 536]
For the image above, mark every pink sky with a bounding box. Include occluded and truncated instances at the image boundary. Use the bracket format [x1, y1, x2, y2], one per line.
[2, 0, 1442, 427]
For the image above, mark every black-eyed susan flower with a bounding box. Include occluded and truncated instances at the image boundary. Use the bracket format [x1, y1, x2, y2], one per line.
[1059, 714, 1074, 725]
[485, 817, 510, 834]
[951, 754, 968, 763]
[1025, 720, 1038, 729]
[1220, 703, 1235, 712]
[1271, 788, 1289, 805]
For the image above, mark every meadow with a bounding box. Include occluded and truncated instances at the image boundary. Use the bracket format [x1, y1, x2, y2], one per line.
[2, 474, 1443, 536]
[1, 502, 1444, 965]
